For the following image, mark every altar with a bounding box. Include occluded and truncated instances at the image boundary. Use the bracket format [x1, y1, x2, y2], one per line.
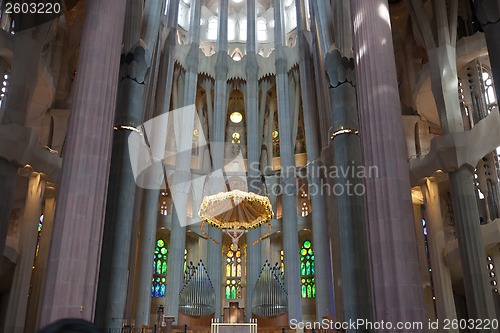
[211, 320, 257, 333]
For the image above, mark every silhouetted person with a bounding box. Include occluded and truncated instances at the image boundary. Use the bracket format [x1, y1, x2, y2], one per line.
[38, 318, 102, 333]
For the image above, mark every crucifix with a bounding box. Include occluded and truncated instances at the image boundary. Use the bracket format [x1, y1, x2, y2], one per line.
[225, 228, 246, 249]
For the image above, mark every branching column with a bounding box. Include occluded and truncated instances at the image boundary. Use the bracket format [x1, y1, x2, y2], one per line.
[133, 0, 181, 326]
[207, 0, 229, 320]
[95, 0, 163, 329]
[449, 167, 497, 322]
[311, 0, 373, 324]
[29, 185, 56, 333]
[349, 0, 426, 328]
[273, 0, 302, 321]
[295, 0, 335, 320]
[244, 0, 262, 321]
[308, 4, 343, 315]
[39, 0, 126, 324]
[421, 179, 458, 332]
[163, 0, 201, 322]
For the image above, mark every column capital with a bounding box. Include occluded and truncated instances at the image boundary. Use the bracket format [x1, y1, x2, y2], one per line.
[44, 184, 57, 199]
[119, 42, 152, 84]
[325, 48, 355, 88]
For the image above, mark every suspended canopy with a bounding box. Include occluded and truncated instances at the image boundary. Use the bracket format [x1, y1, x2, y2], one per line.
[198, 190, 273, 230]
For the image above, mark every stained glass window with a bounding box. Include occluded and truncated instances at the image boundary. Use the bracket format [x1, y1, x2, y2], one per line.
[300, 240, 315, 298]
[152, 238, 168, 297]
[225, 243, 242, 299]
[280, 250, 284, 272]
[32, 215, 44, 270]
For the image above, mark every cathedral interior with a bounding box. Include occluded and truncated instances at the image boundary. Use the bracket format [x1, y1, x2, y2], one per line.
[1, 0, 500, 332]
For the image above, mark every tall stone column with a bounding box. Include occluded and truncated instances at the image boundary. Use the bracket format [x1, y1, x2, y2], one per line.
[133, 0, 180, 326]
[95, 0, 163, 328]
[273, 0, 302, 322]
[124, 187, 143, 320]
[295, 0, 335, 320]
[39, 0, 126, 325]
[448, 166, 497, 321]
[474, 0, 500, 99]
[163, 0, 202, 322]
[261, 236, 271, 265]
[207, 0, 229, 320]
[133, 193, 159, 326]
[165, 206, 188, 322]
[244, 0, 263, 321]
[199, 235, 208, 263]
[311, 0, 333, 57]
[4, 172, 46, 333]
[308, 2, 343, 318]
[28, 185, 57, 333]
[421, 179, 458, 332]
[349, 0, 426, 327]
[211, 0, 229, 168]
[311, 0, 372, 324]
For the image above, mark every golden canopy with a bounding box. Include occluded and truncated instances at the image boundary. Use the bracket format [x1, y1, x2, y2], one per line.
[198, 190, 273, 230]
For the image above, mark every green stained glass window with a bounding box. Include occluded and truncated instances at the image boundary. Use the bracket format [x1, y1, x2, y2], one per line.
[152, 238, 168, 297]
[300, 240, 315, 298]
[162, 261, 167, 274]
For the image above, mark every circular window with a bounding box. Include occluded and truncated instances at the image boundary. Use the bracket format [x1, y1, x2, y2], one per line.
[230, 111, 243, 123]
